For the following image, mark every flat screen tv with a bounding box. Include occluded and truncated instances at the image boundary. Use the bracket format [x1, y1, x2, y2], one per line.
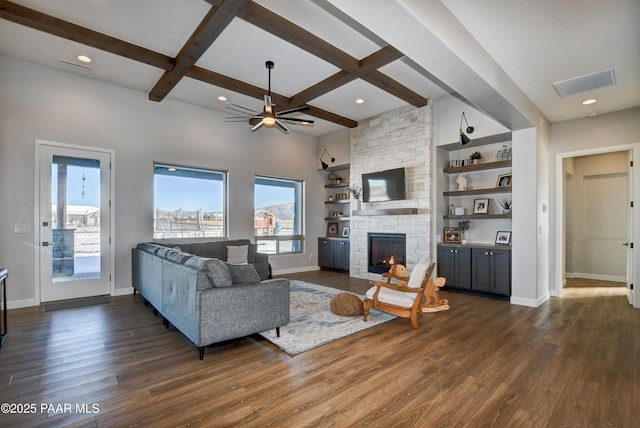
[362, 167, 406, 202]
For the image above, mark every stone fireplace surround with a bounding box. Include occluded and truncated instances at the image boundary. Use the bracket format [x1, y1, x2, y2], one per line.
[349, 105, 433, 281]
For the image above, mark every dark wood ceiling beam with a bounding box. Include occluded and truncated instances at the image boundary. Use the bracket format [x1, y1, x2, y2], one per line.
[187, 66, 356, 128]
[236, 1, 359, 73]
[0, 0, 174, 70]
[187, 66, 289, 107]
[148, 0, 250, 102]
[361, 71, 428, 107]
[305, 106, 358, 128]
[286, 45, 403, 108]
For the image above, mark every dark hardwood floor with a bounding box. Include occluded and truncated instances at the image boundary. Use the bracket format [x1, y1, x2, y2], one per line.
[0, 272, 638, 427]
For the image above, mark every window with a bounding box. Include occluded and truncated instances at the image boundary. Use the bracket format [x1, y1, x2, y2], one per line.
[254, 176, 303, 254]
[154, 164, 226, 239]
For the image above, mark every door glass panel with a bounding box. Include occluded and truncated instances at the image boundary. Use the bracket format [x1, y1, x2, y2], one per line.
[51, 155, 101, 282]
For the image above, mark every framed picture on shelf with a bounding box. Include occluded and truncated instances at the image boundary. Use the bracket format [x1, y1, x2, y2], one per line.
[496, 173, 512, 187]
[327, 222, 339, 237]
[444, 227, 460, 243]
[341, 226, 350, 238]
[473, 198, 489, 214]
[495, 231, 512, 245]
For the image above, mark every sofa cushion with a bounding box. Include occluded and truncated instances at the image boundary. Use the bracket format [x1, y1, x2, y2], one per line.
[165, 250, 193, 264]
[226, 245, 249, 264]
[224, 262, 261, 284]
[190, 241, 225, 259]
[184, 257, 233, 288]
[137, 242, 163, 254]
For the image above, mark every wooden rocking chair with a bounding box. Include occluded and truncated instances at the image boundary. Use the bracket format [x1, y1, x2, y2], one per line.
[363, 258, 449, 329]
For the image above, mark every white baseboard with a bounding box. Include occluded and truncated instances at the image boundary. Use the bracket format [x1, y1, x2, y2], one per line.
[272, 266, 320, 275]
[565, 272, 626, 283]
[510, 292, 550, 308]
[5, 298, 37, 310]
[114, 287, 135, 296]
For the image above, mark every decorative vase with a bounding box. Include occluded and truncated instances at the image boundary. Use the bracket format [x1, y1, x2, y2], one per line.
[472, 159, 479, 165]
[355, 198, 361, 210]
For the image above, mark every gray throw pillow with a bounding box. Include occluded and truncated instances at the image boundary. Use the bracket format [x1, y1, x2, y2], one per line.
[224, 262, 261, 284]
[185, 257, 233, 288]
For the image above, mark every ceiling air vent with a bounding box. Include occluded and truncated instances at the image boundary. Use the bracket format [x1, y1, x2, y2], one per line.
[553, 68, 615, 97]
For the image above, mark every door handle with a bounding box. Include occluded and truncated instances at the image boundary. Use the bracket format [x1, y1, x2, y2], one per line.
[622, 242, 629, 246]
[42, 241, 49, 247]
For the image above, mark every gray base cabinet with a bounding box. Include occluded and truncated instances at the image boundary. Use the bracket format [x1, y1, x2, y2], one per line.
[437, 246, 471, 290]
[318, 238, 350, 272]
[438, 244, 511, 296]
[471, 248, 511, 296]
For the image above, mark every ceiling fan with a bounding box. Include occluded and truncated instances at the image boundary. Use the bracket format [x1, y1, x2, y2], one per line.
[224, 60, 314, 134]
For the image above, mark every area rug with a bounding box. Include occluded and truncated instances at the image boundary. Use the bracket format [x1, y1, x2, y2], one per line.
[259, 280, 395, 355]
[45, 296, 108, 312]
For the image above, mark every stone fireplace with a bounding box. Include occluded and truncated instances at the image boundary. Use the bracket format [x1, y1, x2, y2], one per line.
[368, 233, 406, 274]
[349, 105, 434, 280]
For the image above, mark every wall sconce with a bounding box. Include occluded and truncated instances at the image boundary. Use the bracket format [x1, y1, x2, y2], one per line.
[459, 112, 475, 145]
[320, 148, 335, 169]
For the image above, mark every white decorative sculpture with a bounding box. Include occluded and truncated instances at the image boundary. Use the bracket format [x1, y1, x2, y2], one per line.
[456, 174, 468, 191]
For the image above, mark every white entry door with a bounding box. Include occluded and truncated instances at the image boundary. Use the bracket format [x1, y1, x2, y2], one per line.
[38, 143, 112, 302]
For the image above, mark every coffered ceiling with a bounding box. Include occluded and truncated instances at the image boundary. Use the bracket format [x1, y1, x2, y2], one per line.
[0, 0, 638, 137]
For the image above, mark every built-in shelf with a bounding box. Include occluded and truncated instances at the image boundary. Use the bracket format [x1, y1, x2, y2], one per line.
[325, 216, 350, 221]
[443, 186, 511, 197]
[318, 163, 350, 172]
[353, 208, 419, 216]
[439, 132, 512, 151]
[443, 160, 512, 174]
[325, 183, 350, 189]
[444, 213, 511, 220]
[325, 200, 350, 205]
[437, 242, 512, 251]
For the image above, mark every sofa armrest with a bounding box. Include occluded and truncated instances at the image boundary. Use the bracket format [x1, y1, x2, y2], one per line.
[196, 279, 290, 346]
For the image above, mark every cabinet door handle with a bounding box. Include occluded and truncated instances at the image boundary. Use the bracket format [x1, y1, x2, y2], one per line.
[484, 251, 489, 255]
[490, 252, 494, 256]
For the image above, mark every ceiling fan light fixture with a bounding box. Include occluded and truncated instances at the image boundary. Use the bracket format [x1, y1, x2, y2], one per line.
[217, 95, 227, 102]
[263, 116, 276, 127]
[355, 98, 365, 104]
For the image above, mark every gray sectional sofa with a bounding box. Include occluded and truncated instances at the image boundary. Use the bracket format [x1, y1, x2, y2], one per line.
[132, 239, 290, 359]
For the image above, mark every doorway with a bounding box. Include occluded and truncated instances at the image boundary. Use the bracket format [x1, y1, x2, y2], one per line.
[36, 141, 114, 302]
[555, 145, 639, 308]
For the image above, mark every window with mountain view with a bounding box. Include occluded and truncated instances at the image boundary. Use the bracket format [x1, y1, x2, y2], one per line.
[254, 176, 303, 254]
[153, 164, 226, 239]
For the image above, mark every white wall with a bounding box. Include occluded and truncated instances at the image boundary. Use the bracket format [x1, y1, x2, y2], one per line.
[549, 107, 640, 297]
[0, 55, 326, 307]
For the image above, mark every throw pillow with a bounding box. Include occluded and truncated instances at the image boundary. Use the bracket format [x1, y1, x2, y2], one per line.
[185, 257, 233, 288]
[226, 245, 249, 264]
[224, 262, 261, 284]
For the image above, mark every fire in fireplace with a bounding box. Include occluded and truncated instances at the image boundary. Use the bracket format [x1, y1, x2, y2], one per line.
[368, 233, 406, 274]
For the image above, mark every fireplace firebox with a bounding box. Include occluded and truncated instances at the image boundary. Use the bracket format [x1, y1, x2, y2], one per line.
[368, 233, 406, 274]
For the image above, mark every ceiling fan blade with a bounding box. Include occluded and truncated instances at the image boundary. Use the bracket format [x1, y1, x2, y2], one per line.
[225, 102, 260, 115]
[275, 120, 289, 134]
[251, 120, 264, 132]
[278, 117, 315, 124]
[276, 105, 310, 116]
[225, 116, 261, 120]
[264, 95, 273, 114]
[248, 118, 262, 126]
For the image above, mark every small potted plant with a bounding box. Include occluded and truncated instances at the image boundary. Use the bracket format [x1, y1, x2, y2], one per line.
[497, 197, 512, 214]
[458, 220, 470, 244]
[470, 151, 482, 165]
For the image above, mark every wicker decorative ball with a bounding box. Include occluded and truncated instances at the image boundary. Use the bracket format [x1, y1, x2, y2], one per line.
[330, 293, 364, 316]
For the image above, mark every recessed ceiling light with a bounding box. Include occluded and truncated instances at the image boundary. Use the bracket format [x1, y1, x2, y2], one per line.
[77, 55, 92, 63]
[217, 96, 227, 102]
[582, 98, 597, 105]
[355, 98, 365, 104]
